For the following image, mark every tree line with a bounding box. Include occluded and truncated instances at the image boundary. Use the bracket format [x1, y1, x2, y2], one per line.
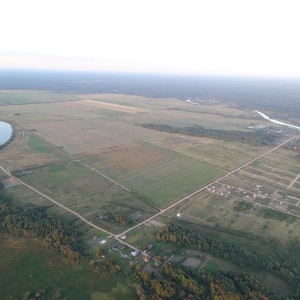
[0, 183, 120, 276]
[141, 124, 278, 146]
[132, 262, 284, 300]
[156, 223, 300, 295]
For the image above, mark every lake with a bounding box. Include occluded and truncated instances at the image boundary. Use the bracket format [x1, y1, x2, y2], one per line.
[0, 121, 13, 146]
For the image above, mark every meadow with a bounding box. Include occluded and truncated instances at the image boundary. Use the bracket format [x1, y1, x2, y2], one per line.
[19, 162, 158, 233]
[0, 90, 78, 105]
[79, 142, 224, 208]
[150, 135, 268, 171]
[0, 236, 136, 300]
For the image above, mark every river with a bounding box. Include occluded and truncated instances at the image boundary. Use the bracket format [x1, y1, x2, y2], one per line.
[255, 111, 300, 130]
[0, 121, 13, 146]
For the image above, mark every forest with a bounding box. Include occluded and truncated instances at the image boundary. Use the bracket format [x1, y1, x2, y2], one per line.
[156, 223, 300, 298]
[132, 262, 285, 300]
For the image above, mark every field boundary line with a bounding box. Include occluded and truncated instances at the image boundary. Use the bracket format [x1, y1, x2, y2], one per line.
[224, 174, 300, 199]
[118, 136, 295, 236]
[217, 182, 300, 214]
[0, 165, 114, 236]
[288, 174, 300, 189]
[75, 159, 161, 211]
[224, 192, 299, 218]
[0, 165, 158, 260]
[255, 162, 298, 177]
[246, 166, 294, 181]
[239, 169, 300, 192]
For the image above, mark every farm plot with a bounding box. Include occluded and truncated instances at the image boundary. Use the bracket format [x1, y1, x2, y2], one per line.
[163, 138, 300, 243]
[170, 190, 300, 244]
[213, 141, 300, 217]
[83, 94, 256, 117]
[0, 101, 107, 124]
[150, 135, 267, 171]
[80, 142, 225, 208]
[1, 132, 70, 173]
[19, 162, 158, 233]
[24, 118, 167, 154]
[77, 99, 148, 113]
[257, 148, 300, 174]
[76, 93, 179, 110]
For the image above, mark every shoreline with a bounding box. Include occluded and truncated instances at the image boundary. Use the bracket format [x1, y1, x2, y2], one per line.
[255, 111, 300, 130]
[0, 121, 14, 149]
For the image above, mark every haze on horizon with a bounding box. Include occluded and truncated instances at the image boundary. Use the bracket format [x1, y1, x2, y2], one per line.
[1, 0, 300, 78]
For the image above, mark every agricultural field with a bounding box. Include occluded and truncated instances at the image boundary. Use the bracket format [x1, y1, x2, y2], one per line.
[168, 137, 300, 244]
[1, 92, 297, 225]
[24, 117, 167, 154]
[120, 108, 260, 131]
[0, 90, 79, 105]
[150, 135, 268, 171]
[16, 162, 158, 233]
[1, 91, 294, 232]
[79, 142, 225, 208]
[1, 90, 300, 298]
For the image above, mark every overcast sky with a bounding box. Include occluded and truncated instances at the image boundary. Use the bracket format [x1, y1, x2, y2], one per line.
[1, 0, 299, 77]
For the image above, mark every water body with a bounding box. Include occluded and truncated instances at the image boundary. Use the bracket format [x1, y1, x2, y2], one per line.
[0, 121, 13, 146]
[255, 111, 300, 130]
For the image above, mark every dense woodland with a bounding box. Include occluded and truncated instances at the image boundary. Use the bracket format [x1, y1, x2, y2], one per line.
[156, 223, 300, 298]
[141, 124, 278, 146]
[132, 262, 284, 300]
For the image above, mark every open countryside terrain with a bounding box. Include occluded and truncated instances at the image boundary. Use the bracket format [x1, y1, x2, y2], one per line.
[1, 90, 300, 298]
[1, 90, 298, 233]
[164, 137, 300, 244]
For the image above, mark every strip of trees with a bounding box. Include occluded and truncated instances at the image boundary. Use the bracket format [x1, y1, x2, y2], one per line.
[156, 223, 300, 295]
[141, 124, 278, 146]
[132, 262, 283, 299]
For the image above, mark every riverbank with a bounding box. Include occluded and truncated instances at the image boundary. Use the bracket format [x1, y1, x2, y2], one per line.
[256, 111, 300, 130]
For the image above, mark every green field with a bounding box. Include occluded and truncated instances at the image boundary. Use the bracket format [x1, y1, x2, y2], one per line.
[18, 162, 158, 232]
[0, 236, 136, 300]
[150, 136, 268, 171]
[80, 142, 225, 208]
[0, 90, 78, 105]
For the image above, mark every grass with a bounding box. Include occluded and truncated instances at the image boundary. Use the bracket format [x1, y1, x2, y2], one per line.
[150, 136, 268, 171]
[82, 142, 225, 208]
[0, 90, 78, 105]
[173, 191, 300, 245]
[0, 130, 70, 174]
[0, 236, 136, 300]
[27, 133, 70, 161]
[18, 162, 158, 232]
[129, 109, 257, 131]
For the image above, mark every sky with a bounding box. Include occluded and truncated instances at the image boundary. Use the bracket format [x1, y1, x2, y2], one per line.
[1, 0, 300, 77]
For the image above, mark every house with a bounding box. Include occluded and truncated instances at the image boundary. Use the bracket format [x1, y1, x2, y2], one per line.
[120, 234, 127, 240]
[144, 256, 151, 262]
[130, 250, 139, 257]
